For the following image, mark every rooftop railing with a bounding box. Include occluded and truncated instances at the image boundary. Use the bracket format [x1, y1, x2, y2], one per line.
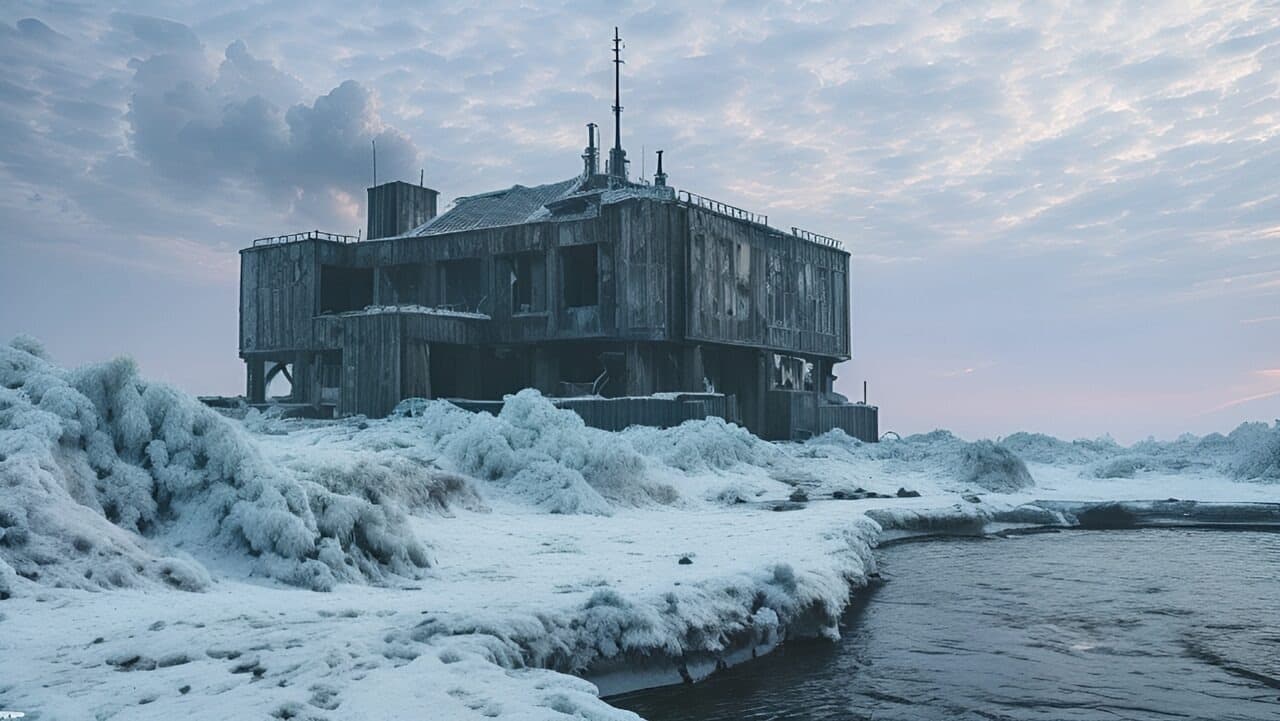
[790, 226, 844, 250]
[251, 230, 360, 247]
[678, 190, 768, 226]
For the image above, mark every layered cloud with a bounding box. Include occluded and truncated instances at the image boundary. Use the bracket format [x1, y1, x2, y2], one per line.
[0, 0, 1277, 440]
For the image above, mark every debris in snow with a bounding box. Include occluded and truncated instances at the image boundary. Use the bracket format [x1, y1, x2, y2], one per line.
[895, 488, 921, 498]
[789, 489, 810, 502]
[678, 555, 693, 565]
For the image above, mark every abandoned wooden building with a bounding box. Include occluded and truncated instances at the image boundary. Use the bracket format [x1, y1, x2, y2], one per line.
[238, 31, 878, 442]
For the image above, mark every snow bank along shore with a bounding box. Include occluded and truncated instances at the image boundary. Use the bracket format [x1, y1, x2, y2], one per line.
[1, 337, 1277, 720]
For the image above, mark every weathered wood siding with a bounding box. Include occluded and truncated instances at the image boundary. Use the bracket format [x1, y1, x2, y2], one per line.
[612, 198, 682, 340]
[817, 403, 878, 443]
[338, 313, 402, 417]
[367, 181, 438, 240]
[239, 241, 323, 353]
[685, 207, 850, 359]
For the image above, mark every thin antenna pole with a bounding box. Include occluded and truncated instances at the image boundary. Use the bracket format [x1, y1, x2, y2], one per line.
[612, 26, 623, 155]
[608, 27, 628, 180]
[372, 139, 377, 186]
[420, 168, 424, 187]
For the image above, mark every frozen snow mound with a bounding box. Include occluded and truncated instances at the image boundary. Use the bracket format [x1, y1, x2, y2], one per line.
[622, 416, 783, 473]
[958, 440, 1035, 492]
[1072, 423, 1280, 481]
[1225, 422, 1280, 482]
[405, 390, 677, 514]
[0, 338, 430, 594]
[1000, 431, 1119, 465]
[866, 430, 1036, 492]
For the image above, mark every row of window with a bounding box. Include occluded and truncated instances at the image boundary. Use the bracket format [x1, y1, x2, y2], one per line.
[318, 244, 600, 315]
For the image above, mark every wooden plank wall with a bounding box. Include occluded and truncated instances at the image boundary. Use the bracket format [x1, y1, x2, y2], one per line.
[613, 198, 679, 339]
[685, 207, 850, 359]
[817, 403, 878, 443]
[339, 313, 402, 417]
[239, 240, 323, 354]
[367, 182, 438, 240]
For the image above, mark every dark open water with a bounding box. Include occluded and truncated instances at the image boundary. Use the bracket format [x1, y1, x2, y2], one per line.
[613, 529, 1280, 721]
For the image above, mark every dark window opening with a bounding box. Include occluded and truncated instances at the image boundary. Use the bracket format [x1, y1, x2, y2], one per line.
[319, 265, 374, 313]
[385, 264, 427, 305]
[504, 252, 546, 314]
[438, 258, 484, 312]
[562, 244, 599, 308]
[557, 345, 618, 397]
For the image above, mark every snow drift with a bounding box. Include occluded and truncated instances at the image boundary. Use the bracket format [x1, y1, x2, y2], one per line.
[0, 337, 430, 594]
[396, 390, 678, 514]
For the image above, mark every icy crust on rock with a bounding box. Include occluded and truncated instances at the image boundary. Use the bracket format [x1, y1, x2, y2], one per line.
[866, 502, 1068, 535]
[0, 339, 430, 594]
[390, 520, 880, 685]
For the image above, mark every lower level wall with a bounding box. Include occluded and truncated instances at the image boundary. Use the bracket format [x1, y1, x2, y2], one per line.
[763, 390, 879, 442]
[817, 402, 879, 443]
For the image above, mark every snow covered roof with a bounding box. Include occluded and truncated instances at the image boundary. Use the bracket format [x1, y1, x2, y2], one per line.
[411, 178, 582, 236]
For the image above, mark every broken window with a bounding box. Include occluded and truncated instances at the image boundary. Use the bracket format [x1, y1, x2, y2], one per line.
[503, 252, 546, 314]
[438, 258, 484, 312]
[771, 353, 815, 391]
[562, 243, 599, 308]
[319, 265, 373, 313]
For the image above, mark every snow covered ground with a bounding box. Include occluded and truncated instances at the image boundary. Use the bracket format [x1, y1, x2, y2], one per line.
[1, 337, 1277, 720]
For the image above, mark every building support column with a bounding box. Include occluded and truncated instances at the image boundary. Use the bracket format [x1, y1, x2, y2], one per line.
[246, 358, 265, 404]
[532, 346, 559, 396]
[682, 344, 705, 391]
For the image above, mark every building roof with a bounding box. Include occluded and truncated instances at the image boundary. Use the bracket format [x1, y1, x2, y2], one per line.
[411, 178, 582, 236]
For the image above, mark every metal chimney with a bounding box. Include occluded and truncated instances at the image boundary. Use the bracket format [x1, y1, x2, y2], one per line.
[582, 123, 599, 177]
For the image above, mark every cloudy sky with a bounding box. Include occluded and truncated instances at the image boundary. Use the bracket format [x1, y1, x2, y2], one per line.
[1, 1, 1278, 442]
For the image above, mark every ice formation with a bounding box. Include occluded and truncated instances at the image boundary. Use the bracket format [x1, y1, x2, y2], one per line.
[3, 336, 1279, 720]
[0, 338, 430, 593]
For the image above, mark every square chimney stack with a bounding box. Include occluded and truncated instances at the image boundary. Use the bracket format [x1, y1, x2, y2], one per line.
[367, 181, 439, 240]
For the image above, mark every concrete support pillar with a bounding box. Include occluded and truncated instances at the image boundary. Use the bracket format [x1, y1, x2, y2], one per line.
[625, 343, 654, 396]
[246, 358, 265, 404]
[293, 352, 313, 404]
[532, 347, 559, 396]
[682, 344, 705, 391]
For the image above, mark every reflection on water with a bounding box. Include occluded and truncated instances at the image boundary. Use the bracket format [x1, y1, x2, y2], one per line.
[612, 529, 1280, 721]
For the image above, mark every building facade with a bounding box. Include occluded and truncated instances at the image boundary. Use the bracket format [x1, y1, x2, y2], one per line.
[238, 33, 877, 441]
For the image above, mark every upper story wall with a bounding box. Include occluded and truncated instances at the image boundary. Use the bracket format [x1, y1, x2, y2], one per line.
[239, 197, 851, 360]
[685, 207, 850, 360]
[239, 239, 323, 353]
[239, 205, 683, 355]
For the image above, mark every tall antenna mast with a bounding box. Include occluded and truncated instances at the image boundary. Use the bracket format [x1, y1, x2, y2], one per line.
[608, 27, 628, 181]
